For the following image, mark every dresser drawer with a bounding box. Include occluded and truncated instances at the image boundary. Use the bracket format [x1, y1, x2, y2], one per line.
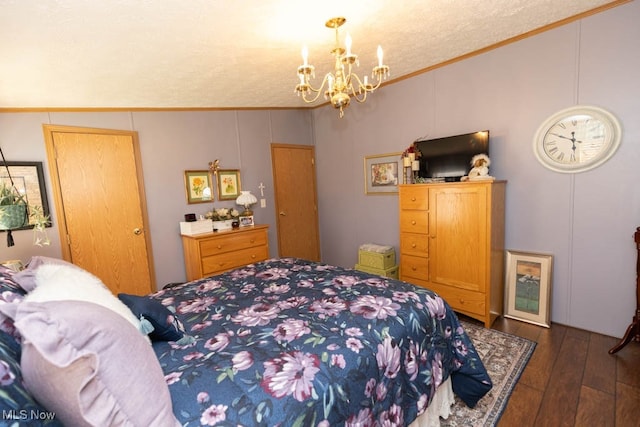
[202, 245, 269, 276]
[400, 254, 429, 281]
[399, 185, 428, 210]
[400, 233, 428, 256]
[400, 211, 428, 234]
[426, 282, 486, 317]
[200, 229, 268, 257]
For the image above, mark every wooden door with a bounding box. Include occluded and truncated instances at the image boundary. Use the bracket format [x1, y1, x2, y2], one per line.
[42, 125, 155, 295]
[429, 183, 488, 292]
[271, 144, 320, 261]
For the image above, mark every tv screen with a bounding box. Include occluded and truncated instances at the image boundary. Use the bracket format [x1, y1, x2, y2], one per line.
[415, 130, 489, 181]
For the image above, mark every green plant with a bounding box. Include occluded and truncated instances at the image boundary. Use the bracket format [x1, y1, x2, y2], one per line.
[0, 182, 27, 206]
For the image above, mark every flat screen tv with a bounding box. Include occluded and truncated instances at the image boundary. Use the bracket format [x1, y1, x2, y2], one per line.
[414, 130, 489, 182]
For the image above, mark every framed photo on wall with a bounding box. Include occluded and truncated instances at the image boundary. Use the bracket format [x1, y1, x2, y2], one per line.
[364, 152, 402, 195]
[504, 250, 553, 328]
[217, 169, 241, 200]
[184, 170, 213, 204]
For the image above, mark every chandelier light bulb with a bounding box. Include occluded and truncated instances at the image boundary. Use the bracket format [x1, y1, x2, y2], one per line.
[377, 45, 383, 67]
[302, 46, 309, 66]
[345, 34, 352, 56]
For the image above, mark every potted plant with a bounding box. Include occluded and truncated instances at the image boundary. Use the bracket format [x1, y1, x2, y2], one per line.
[0, 181, 50, 247]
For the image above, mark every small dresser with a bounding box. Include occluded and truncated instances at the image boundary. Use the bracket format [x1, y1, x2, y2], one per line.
[181, 224, 269, 281]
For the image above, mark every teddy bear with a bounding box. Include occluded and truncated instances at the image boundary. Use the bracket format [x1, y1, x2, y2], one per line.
[461, 153, 493, 181]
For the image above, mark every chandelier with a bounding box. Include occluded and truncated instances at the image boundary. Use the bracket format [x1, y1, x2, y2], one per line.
[294, 17, 390, 118]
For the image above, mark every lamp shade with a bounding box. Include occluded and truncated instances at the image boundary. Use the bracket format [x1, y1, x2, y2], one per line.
[236, 191, 257, 215]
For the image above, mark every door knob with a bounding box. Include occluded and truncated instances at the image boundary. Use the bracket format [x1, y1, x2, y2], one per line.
[133, 228, 142, 235]
[279, 211, 286, 216]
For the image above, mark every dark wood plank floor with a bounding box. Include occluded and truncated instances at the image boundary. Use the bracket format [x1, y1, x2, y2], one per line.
[487, 316, 640, 427]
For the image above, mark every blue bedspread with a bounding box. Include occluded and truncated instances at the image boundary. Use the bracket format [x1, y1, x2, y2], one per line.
[150, 258, 492, 426]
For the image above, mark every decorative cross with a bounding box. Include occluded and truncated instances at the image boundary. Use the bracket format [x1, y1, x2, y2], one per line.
[258, 182, 265, 197]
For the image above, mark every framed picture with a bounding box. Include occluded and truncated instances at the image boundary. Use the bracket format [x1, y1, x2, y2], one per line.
[239, 215, 254, 227]
[0, 161, 51, 229]
[364, 152, 403, 195]
[217, 169, 241, 200]
[184, 170, 213, 204]
[504, 250, 553, 328]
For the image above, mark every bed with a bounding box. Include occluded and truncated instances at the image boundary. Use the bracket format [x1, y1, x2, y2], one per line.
[0, 256, 492, 426]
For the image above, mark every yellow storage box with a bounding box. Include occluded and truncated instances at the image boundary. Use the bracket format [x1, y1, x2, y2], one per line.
[358, 244, 396, 270]
[354, 263, 399, 279]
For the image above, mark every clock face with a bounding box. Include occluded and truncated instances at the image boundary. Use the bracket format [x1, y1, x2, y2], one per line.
[533, 105, 622, 173]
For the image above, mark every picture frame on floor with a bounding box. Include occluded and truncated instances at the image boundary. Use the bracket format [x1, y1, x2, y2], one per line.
[504, 250, 553, 328]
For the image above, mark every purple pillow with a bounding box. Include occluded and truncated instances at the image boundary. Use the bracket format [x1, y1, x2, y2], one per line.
[10, 300, 180, 427]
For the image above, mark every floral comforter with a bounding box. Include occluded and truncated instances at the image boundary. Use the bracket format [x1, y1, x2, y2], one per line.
[150, 258, 492, 426]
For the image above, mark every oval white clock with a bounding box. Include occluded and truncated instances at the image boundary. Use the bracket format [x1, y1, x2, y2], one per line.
[533, 105, 622, 173]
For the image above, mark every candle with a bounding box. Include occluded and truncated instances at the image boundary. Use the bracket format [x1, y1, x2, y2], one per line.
[412, 160, 420, 171]
[345, 34, 352, 56]
[403, 157, 411, 167]
[328, 75, 334, 92]
[408, 152, 415, 161]
[302, 46, 308, 66]
[377, 45, 383, 67]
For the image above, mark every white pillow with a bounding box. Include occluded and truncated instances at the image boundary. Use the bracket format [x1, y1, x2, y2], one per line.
[24, 263, 142, 335]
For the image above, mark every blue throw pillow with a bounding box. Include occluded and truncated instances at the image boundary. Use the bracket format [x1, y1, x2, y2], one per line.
[118, 294, 185, 342]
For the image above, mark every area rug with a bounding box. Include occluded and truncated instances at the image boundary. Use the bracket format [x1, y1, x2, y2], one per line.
[442, 320, 536, 426]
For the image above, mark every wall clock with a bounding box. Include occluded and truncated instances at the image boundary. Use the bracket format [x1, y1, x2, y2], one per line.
[533, 105, 622, 173]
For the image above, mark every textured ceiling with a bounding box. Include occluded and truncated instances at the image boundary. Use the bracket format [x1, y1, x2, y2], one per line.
[0, 0, 624, 110]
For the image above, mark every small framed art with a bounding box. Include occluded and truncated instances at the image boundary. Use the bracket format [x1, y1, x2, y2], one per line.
[239, 215, 254, 227]
[364, 152, 403, 195]
[504, 250, 553, 328]
[217, 169, 241, 200]
[184, 170, 213, 204]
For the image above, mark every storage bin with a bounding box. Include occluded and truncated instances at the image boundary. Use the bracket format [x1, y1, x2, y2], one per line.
[354, 263, 399, 279]
[180, 219, 213, 235]
[358, 243, 396, 270]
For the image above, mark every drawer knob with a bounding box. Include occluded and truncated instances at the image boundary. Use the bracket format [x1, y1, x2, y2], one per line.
[250, 239, 255, 243]
[411, 197, 416, 201]
[459, 299, 465, 304]
[411, 243, 416, 248]
[217, 245, 222, 249]
[251, 254, 256, 259]
[411, 266, 417, 271]
[411, 220, 416, 225]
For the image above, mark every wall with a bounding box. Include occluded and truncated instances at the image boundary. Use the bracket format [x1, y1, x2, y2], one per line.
[1, 2, 637, 338]
[313, 1, 640, 338]
[0, 110, 314, 286]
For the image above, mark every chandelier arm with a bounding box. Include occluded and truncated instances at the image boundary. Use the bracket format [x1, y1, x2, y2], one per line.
[299, 73, 331, 104]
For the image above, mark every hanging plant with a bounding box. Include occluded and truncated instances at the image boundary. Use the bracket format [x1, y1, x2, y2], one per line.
[0, 148, 51, 247]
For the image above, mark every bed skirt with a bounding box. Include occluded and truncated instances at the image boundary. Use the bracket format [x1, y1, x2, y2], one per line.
[409, 377, 455, 427]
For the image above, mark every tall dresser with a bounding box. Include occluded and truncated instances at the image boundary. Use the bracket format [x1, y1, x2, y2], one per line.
[181, 225, 269, 281]
[399, 182, 506, 327]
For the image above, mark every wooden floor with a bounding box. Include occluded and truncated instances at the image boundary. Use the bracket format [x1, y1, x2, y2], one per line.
[488, 316, 640, 427]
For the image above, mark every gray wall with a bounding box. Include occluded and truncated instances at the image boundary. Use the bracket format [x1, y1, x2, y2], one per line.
[0, 110, 314, 286]
[1, 2, 638, 338]
[313, 1, 640, 338]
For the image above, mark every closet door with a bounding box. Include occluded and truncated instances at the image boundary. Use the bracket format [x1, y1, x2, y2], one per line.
[43, 124, 155, 295]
